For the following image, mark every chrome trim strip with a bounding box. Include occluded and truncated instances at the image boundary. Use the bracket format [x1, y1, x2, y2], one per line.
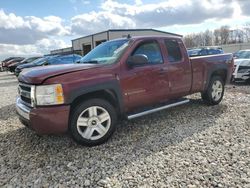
[18, 82, 35, 107]
[20, 90, 31, 99]
[127, 99, 190, 120]
[16, 97, 31, 120]
[19, 82, 33, 88]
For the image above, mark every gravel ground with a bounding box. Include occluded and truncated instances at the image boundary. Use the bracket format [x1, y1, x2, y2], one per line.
[0, 71, 249, 187]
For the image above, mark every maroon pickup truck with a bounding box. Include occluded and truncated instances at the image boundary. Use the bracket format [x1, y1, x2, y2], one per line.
[16, 36, 234, 146]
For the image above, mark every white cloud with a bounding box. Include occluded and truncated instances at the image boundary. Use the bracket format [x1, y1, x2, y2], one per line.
[0, 38, 68, 60]
[135, 0, 143, 6]
[1, 0, 250, 59]
[71, 11, 136, 34]
[70, 0, 240, 35]
[0, 9, 70, 45]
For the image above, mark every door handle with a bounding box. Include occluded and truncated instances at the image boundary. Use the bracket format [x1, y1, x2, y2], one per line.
[158, 67, 168, 74]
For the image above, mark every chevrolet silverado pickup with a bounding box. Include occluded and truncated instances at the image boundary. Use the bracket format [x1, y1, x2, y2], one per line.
[16, 36, 234, 146]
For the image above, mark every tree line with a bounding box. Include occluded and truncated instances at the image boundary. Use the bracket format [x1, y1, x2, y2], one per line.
[184, 23, 250, 48]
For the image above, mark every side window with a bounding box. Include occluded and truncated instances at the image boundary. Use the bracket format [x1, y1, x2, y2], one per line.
[164, 40, 182, 63]
[132, 41, 163, 64]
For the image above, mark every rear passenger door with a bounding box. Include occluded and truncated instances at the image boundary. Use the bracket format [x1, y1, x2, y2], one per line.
[164, 39, 192, 98]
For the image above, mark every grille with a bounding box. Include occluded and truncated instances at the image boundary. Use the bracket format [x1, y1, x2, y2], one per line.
[18, 83, 32, 107]
[238, 66, 250, 73]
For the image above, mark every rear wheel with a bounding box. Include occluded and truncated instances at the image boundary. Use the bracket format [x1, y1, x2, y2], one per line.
[70, 98, 117, 146]
[201, 76, 225, 105]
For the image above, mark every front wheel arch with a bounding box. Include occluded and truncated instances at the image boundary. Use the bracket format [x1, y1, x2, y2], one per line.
[70, 89, 121, 117]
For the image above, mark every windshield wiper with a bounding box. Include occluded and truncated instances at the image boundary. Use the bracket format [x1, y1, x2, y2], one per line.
[80, 60, 99, 64]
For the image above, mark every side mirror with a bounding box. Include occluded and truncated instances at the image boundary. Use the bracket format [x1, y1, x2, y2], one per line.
[127, 54, 149, 67]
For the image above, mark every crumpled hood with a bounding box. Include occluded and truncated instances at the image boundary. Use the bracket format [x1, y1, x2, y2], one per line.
[18, 63, 103, 84]
[234, 59, 250, 66]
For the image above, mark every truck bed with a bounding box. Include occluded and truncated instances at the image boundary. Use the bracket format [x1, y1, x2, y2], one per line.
[190, 53, 234, 93]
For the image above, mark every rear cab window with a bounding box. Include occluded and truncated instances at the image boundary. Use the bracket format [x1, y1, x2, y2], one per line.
[164, 39, 183, 63]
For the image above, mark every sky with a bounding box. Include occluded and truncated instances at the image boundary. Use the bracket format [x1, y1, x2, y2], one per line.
[0, 0, 250, 59]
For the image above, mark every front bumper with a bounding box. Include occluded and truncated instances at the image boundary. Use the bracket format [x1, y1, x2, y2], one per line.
[232, 71, 250, 80]
[16, 97, 70, 134]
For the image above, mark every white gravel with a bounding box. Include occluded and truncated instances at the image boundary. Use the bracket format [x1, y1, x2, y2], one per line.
[0, 71, 249, 187]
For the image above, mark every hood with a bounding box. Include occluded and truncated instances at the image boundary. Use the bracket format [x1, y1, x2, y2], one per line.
[9, 61, 22, 67]
[234, 59, 250, 66]
[18, 63, 102, 84]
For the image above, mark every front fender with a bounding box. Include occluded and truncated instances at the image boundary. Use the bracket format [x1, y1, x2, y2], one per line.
[66, 80, 124, 114]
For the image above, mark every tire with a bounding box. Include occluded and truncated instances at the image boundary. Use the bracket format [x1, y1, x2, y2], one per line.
[201, 76, 225, 105]
[69, 98, 117, 146]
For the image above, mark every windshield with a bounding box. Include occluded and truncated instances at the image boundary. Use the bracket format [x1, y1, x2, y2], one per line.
[79, 39, 130, 64]
[32, 57, 49, 65]
[236, 51, 250, 59]
[21, 57, 38, 64]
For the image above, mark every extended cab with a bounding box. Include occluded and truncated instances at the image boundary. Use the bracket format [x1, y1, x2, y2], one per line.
[16, 36, 234, 146]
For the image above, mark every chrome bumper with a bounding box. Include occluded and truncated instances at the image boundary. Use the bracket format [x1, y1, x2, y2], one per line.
[233, 72, 249, 80]
[16, 97, 31, 120]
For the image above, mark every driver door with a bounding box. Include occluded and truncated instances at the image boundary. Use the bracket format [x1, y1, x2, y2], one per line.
[120, 40, 170, 110]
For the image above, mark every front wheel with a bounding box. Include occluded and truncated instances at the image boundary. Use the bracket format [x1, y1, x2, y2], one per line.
[70, 98, 117, 146]
[201, 76, 225, 105]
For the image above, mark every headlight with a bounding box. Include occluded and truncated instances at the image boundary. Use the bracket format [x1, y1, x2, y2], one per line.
[35, 84, 64, 106]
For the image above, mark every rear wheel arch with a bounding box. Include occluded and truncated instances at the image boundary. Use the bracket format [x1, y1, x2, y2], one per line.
[210, 69, 227, 84]
[205, 67, 227, 90]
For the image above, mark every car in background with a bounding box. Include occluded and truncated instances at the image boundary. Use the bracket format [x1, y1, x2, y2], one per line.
[15, 54, 82, 76]
[233, 50, 244, 59]
[188, 47, 223, 57]
[232, 50, 250, 83]
[8, 56, 42, 72]
[1, 57, 14, 71]
[1, 57, 24, 71]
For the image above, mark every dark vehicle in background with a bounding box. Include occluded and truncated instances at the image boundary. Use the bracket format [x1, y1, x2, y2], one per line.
[8, 56, 42, 72]
[1, 57, 24, 71]
[15, 54, 82, 76]
[188, 47, 223, 57]
[232, 50, 250, 82]
[16, 36, 234, 146]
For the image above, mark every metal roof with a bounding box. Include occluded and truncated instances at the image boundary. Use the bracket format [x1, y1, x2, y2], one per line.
[71, 29, 182, 41]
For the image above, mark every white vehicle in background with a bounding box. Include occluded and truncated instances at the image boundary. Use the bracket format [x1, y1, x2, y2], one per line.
[232, 50, 250, 83]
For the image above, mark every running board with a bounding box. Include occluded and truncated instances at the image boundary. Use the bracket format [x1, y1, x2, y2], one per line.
[127, 99, 190, 120]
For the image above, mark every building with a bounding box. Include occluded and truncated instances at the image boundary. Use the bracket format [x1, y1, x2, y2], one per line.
[50, 47, 73, 55]
[51, 29, 182, 56]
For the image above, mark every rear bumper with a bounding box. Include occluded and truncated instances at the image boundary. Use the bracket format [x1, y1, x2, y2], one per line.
[16, 97, 70, 134]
